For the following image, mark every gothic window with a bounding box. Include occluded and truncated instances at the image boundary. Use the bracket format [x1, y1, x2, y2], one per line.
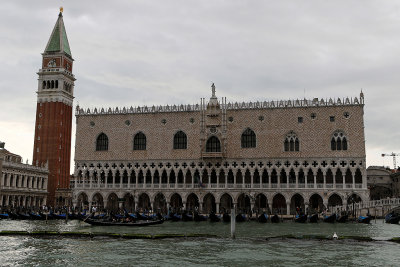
[331, 130, 348, 151]
[47, 81, 50, 89]
[241, 128, 256, 148]
[173, 131, 187, 149]
[133, 132, 146, 150]
[284, 131, 299, 152]
[42, 81, 46, 89]
[206, 136, 221, 152]
[55, 80, 58, 88]
[51, 80, 54, 89]
[96, 133, 108, 151]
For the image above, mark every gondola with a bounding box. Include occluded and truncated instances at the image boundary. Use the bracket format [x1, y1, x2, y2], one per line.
[295, 214, 307, 223]
[209, 213, 220, 222]
[136, 213, 151, 220]
[258, 213, 268, 223]
[235, 214, 246, 222]
[222, 213, 231, 223]
[17, 212, 31, 220]
[336, 214, 348, 223]
[271, 214, 280, 223]
[29, 212, 44, 220]
[323, 214, 336, 223]
[0, 213, 9, 219]
[182, 213, 193, 221]
[308, 214, 318, 223]
[357, 216, 372, 224]
[194, 213, 207, 222]
[170, 213, 182, 222]
[51, 213, 67, 220]
[385, 213, 400, 224]
[84, 218, 164, 226]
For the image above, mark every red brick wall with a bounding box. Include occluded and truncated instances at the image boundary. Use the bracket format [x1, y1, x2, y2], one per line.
[33, 101, 72, 206]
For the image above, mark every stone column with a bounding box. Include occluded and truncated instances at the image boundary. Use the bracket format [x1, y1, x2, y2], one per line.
[313, 173, 317, 189]
[277, 173, 281, 188]
[286, 201, 291, 215]
[352, 171, 355, 189]
[216, 202, 220, 214]
[208, 174, 211, 188]
[295, 171, 299, 188]
[225, 172, 228, 188]
[323, 173, 326, 189]
[342, 174, 346, 188]
[251, 171, 254, 188]
[199, 202, 203, 213]
[304, 203, 309, 215]
[268, 171, 271, 189]
[89, 171, 93, 189]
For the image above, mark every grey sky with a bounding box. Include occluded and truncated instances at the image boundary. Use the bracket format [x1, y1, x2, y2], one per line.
[1, 0, 399, 170]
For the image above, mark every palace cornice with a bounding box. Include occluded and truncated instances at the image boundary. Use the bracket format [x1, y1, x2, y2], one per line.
[76, 95, 365, 117]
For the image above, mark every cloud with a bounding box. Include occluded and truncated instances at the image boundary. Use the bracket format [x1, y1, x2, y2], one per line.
[1, 0, 399, 170]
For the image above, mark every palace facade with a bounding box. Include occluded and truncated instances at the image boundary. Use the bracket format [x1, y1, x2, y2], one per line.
[72, 85, 368, 215]
[0, 144, 48, 208]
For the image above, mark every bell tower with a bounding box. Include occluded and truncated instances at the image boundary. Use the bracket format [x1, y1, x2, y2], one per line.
[33, 8, 75, 206]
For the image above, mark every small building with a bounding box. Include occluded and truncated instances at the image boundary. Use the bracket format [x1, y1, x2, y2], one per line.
[0, 143, 48, 208]
[366, 166, 393, 200]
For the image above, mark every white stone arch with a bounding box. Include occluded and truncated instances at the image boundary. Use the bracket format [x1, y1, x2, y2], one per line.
[217, 191, 235, 203]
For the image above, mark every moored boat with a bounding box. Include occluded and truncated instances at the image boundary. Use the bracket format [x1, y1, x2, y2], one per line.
[357, 216, 372, 224]
[209, 212, 220, 222]
[222, 213, 231, 223]
[84, 218, 164, 226]
[385, 213, 400, 224]
[295, 214, 307, 223]
[308, 214, 318, 223]
[271, 214, 280, 223]
[258, 213, 268, 223]
[235, 214, 246, 222]
[194, 213, 208, 222]
[336, 214, 348, 223]
[182, 213, 193, 221]
[0, 213, 9, 219]
[323, 214, 336, 223]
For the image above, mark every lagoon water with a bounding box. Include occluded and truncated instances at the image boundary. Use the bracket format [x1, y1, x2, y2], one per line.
[0, 219, 400, 266]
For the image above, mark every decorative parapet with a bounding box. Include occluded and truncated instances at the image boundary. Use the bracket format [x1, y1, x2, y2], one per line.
[76, 95, 364, 116]
[3, 161, 49, 174]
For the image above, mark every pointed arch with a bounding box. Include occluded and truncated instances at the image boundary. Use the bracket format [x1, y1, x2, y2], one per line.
[206, 136, 221, 152]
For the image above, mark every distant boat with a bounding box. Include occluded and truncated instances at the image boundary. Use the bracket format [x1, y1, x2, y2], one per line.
[258, 213, 268, 223]
[295, 214, 307, 223]
[235, 214, 246, 222]
[209, 213, 220, 222]
[182, 213, 193, 222]
[271, 214, 280, 223]
[222, 213, 231, 223]
[336, 214, 348, 223]
[323, 214, 336, 223]
[385, 213, 400, 224]
[84, 218, 164, 226]
[357, 216, 372, 224]
[308, 214, 318, 223]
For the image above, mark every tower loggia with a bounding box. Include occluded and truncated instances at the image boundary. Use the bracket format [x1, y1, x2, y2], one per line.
[33, 9, 75, 206]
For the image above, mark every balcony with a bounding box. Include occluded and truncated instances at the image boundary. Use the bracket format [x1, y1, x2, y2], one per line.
[201, 152, 224, 158]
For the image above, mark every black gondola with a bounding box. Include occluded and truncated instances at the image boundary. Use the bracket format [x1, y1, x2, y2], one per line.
[209, 213, 220, 222]
[51, 213, 67, 220]
[222, 213, 231, 223]
[295, 214, 307, 223]
[308, 214, 318, 223]
[194, 213, 207, 222]
[84, 218, 164, 226]
[357, 216, 372, 224]
[235, 214, 246, 222]
[182, 213, 193, 221]
[385, 212, 400, 224]
[323, 214, 336, 223]
[170, 213, 182, 222]
[29, 212, 44, 220]
[336, 214, 348, 223]
[258, 213, 268, 223]
[0, 213, 9, 219]
[17, 212, 31, 220]
[271, 214, 280, 223]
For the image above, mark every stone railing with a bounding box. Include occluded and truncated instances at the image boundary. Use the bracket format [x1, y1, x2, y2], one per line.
[76, 95, 364, 116]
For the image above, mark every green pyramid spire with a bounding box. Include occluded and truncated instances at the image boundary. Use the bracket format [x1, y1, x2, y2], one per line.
[45, 12, 72, 57]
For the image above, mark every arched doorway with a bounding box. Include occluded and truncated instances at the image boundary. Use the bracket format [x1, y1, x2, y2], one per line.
[254, 194, 268, 213]
[77, 193, 88, 211]
[170, 193, 183, 212]
[154, 193, 167, 214]
[203, 193, 216, 214]
[309, 194, 324, 213]
[272, 193, 286, 214]
[138, 193, 151, 211]
[237, 193, 251, 213]
[107, 193, 119, 212]
[328, 193, 342, 210]
[186, 193, 199, 212]
[290, 194, 305, 215]
[123, 193, 134, 212]
[92, 193, 104, 210]
[220, 193, 233, 214]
